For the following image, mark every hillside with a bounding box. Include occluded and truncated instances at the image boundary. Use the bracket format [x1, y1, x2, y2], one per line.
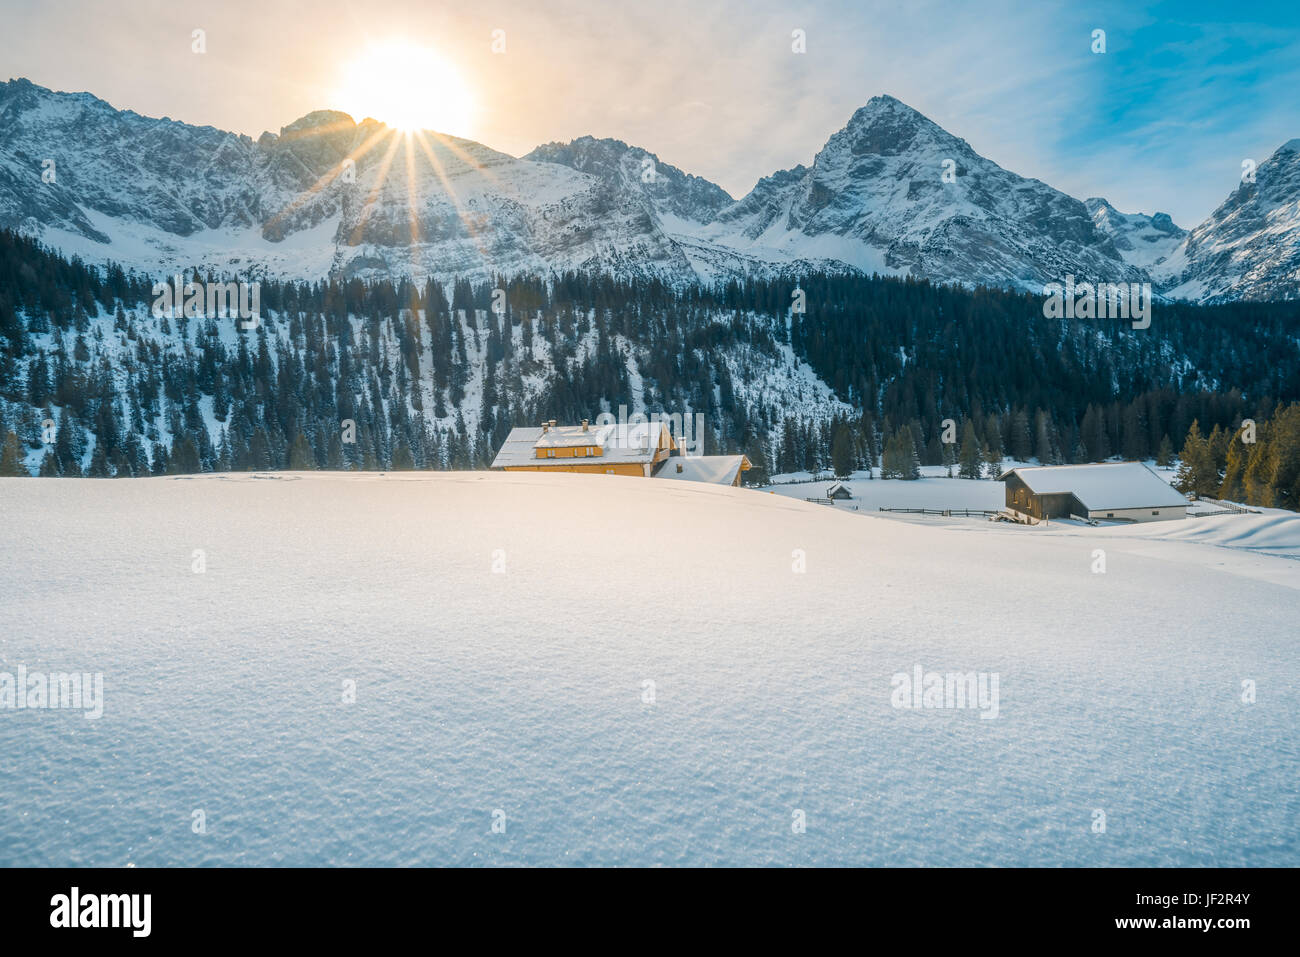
[3, 232, 1298, 482]
[0, 470, 1295, 866]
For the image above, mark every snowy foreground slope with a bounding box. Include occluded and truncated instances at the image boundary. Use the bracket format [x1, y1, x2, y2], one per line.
[0, 472, 1297, 866]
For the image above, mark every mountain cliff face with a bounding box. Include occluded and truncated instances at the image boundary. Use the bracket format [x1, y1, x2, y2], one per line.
[1, 78, 1295, 301]
[1084, 197, 1186, 271]
[691, 95, 1145, 289]
[1154, 139, 1300, 304]
[524, 135, 735, 224]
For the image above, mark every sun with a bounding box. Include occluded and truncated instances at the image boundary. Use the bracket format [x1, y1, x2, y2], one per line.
[336, 41, 475, 135]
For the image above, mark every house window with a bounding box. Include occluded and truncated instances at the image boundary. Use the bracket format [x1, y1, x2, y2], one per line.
[1152, 510, 1159, 515]
[546, 449, 556, 458]
[1106, 512, 1113, 518]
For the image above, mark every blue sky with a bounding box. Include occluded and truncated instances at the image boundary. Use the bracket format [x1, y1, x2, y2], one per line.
[2, 0, 1298, 226]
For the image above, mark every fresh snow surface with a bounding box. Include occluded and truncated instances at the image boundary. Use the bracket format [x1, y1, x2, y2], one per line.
[1, 472, 1297, 866]
[769, 467, 1007, 512]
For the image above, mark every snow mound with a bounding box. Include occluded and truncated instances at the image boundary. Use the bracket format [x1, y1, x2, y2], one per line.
[1121, 511, 1300, 560]
[0, 472, 1296, 866]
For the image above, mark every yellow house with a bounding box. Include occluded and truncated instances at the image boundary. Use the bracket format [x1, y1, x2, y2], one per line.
[491, 419, 676, 477]
[491, 419, 753, 485]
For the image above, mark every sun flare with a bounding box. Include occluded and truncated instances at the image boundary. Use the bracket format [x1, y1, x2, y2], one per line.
[336, 41, 475, 135]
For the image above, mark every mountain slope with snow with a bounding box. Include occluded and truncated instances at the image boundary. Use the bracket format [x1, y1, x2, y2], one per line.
[1155, 139, 1300, 303]
[692, 96, 1144, 291]
[1085, 197, 1186, 271]
[2, 78, 1297, 301]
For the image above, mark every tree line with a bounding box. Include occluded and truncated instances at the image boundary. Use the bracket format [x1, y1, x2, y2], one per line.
[1, 227, 1299, 512]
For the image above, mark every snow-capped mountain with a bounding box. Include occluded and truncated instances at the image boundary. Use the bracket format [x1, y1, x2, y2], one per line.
[524, 135, 734, 224]
[527, 97, 1152, 291]
[1084, 197, 1186, 271]
[1155, 139, 1300, 303]
[1, 78, 1296, 301]
[694, 95, 1145, 290]
[0, 78, 840, 285]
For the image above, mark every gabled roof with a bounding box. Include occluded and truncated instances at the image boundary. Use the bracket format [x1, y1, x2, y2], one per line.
[490, 422, 674, 469]
[996, 462, 1188, 510]
[656, 455, 750, 485]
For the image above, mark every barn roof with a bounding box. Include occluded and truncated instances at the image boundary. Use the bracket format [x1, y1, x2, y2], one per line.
[490, 422, 673, 469]
[656, 455, 750, 485]
[997, 462, 1188, 510]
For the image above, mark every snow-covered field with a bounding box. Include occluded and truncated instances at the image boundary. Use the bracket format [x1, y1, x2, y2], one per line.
[769, 466, 1008, 511]
[1, 472, 1297, 866]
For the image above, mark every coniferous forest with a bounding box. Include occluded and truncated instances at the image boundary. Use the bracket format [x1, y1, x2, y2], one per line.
[1, 227, 1299, 509]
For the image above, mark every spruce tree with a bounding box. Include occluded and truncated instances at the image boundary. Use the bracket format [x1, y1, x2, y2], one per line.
[958, 420, 982, 480]
[287, 432, 316, 470]
[391, 441, 415, 470]
[1219, 437, 1246, 502]
[1243, 437, 1276, 508]
[982, 439, 1002, 479]
[0, 430, 27, 476]
[831, 425, 852, 478]
[1173, 421, 1216, 496]
[1156, 434, 1174, 470]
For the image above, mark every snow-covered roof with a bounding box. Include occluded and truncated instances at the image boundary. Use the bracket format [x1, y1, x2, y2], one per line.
[490, 423, 673, 469]
[997, 463, 1189, 510]
[827, 480, 849, 495]
[656, 455, 749, 485]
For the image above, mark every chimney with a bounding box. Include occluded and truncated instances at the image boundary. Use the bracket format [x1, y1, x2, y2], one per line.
[676, 462, 683, 473]
[541, 422, 549, 434]
[549, 419, 557, 428]
[581, 419, 589, 432]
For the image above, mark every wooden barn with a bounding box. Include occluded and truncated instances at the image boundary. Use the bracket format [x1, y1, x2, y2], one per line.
[826, 481, 852, 500]
[997, 462, 1189, 523]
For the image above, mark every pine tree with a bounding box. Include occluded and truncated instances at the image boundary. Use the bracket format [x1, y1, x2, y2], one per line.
[87, 444, 111, 478]
[831, 425, 853, 478]
[1268, 404, 1300, 510]
[902, 425, 921, 479]
[1206, 424, 1229, 476]
[1243, 436, 1276, 508]
[167, 436, 201, 474]
[0, 431, 27, 476]
[982, 440, 1002, 479]
[1034, 410, 1060, 464]
[391, 441, 415, 470]
[1219, 437, 1246, 502]
[958, 420, 982, 479]
[1155, 434, 1174, 470]
[1173, 421, 1217, 496]
[287, 432, 316, 470]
